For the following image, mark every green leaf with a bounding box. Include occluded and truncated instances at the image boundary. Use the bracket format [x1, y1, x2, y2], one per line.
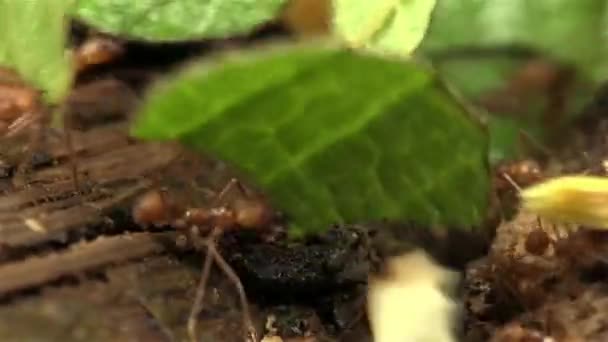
[419, 0, 608, 82]
[332, 0, 437, 56]
[73, 0, 288, 42]
[131, 42, 490, 234]
[0, 0, 73, 103]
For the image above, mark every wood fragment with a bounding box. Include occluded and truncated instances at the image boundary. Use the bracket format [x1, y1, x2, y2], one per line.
[0, 232, 174, 296]
[22, 218, 46, 233]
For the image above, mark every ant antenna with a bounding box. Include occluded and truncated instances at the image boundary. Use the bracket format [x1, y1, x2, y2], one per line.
[502, 172, 523, 193]
[518, 129, 552, 158]
[210, 177, 250, 207]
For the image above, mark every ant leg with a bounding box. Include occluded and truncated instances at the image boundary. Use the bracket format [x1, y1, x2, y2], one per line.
[45, 107, 83, 195]
[231, 178, 251, 198]
[11, 112, 44, 187]
[536, 216, 556, 244]
[211, 178, 239, 206]
[62, 128, 81, 194]
[187, 233, 215, 342]
[207, 232, 257, 341]
[211, 178, 251, 207]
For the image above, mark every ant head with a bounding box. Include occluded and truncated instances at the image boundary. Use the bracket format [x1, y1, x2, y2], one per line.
[232, 197, 273, 229]
[513, 160, 542, 179]
[493, 160, 545, 209]
[496, 159, 543, 190]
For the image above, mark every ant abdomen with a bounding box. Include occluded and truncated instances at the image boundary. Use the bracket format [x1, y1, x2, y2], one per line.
[132, 189, 177, 227]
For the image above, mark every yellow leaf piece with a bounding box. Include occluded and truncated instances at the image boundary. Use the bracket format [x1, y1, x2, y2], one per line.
[521, 175, 608, 229]
[332, 0, 436, 56]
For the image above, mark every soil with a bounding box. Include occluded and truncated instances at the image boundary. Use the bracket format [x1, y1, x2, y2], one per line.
[2, 21, 608, 342]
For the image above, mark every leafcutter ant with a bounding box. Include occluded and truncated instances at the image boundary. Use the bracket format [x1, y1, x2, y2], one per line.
[490, 159, 544, 223]
[0, 32, 124, 189]
[0, 67, 53, 182]
[132, 178, 274, 342]
[494, 159, 543, 198]
[0, 67, 45, 139]
[0, 66, 81, 191]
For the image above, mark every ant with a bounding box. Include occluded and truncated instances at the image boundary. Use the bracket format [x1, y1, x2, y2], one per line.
[494, 159, 543, 197]
[490, 159, 544, 223]
[132, 178, 274, 342]
[0, 34, 124, 190]
[0, 67, 57, 184]
[0, 66, 83, 192]
[0, 67, 45, 139]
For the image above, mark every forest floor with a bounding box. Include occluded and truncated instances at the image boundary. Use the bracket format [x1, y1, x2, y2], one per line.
[2, 22, 608, 342]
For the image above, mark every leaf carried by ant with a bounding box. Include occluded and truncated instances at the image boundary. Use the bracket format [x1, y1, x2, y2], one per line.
[0, 0, 73, 103]
[131, 42, 490, 234]
[332, 0, 437, 57]
[73, 0, 288, 42]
